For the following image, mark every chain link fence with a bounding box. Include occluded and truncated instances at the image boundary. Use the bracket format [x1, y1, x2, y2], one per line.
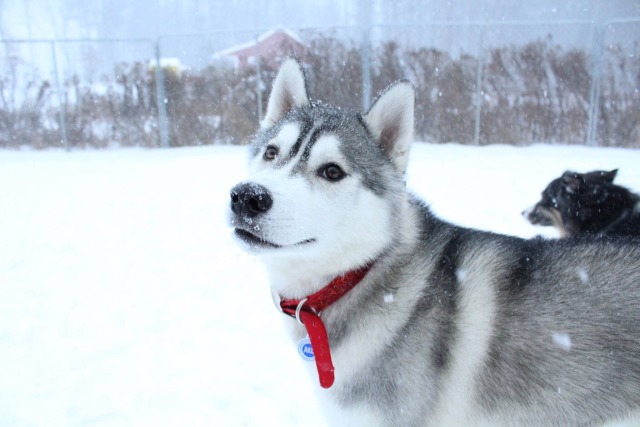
[1, 20, 638, 149]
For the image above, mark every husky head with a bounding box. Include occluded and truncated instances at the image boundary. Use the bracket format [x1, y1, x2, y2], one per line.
[229, 59, 414, 296]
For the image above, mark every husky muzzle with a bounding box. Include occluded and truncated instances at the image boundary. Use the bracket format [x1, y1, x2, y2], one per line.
[230, 182, 273, 219]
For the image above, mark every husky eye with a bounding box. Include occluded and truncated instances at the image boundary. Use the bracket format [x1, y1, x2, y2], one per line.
[264, 145, 278, 161]
[320, 163, 346, 182]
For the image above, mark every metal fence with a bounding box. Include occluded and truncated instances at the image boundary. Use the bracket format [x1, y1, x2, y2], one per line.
[1, 19, 639, 149]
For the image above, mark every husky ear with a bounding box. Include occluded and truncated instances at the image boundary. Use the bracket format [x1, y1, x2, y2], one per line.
[363, 80, 415, 173]
[262, 59, 310, 128]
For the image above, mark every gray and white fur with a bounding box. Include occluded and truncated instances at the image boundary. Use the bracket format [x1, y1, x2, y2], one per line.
[228, 58, 640, 427]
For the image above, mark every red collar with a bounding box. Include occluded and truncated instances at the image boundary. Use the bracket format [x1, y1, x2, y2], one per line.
[279, 263, 372, 389]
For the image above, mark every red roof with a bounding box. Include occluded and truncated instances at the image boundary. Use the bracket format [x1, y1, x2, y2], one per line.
[212, 29, 309, 71]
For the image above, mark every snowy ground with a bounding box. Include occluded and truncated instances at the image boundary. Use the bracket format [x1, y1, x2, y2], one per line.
[1, 143, 639, 427]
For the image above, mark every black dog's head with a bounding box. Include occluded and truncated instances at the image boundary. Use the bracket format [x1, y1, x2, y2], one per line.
[523, 169, 638, 237]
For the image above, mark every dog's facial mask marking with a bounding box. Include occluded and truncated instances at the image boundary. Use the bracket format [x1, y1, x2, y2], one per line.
[230, 58, 415, 273]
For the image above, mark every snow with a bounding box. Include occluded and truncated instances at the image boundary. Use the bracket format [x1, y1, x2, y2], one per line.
[577, 267, 589, 284]
[1, 142, 639, 426]
[552, 332, 573, 351]
[455, 268, 468, 283]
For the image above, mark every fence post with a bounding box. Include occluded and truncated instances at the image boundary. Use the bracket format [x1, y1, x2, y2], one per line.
[255, 33, 263, 124]
[361, 25, 372, 111]
[586, 24, 604, 147]
[472, 27, 485, 146]
[154, 40, 170, 148]
[50, 41, 69, 151]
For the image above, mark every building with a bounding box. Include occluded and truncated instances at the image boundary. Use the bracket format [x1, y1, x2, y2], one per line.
[211, 29, 309, 72]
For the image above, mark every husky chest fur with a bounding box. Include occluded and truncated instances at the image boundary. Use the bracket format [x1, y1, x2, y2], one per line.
[228, 59, 640, 427]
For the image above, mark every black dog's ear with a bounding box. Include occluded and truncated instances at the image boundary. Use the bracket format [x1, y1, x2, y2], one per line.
[584, 169, 618, 184]
[561, 171, 582, 193]
[601, 169, 618, 183]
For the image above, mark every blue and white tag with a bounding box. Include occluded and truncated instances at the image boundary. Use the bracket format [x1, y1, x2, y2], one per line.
[297, 336, 315, 362]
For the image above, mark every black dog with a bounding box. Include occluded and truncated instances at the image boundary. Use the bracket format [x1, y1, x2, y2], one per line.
[523, 169, 640, 238]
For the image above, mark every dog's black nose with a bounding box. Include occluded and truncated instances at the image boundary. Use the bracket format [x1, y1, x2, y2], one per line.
[230, 182, 273, 218]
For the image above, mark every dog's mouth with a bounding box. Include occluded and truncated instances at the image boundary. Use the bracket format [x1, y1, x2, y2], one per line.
[535, 207, 557, 226]
[525, 205, 554, 226]
[234, 228, 281, 248]
[234, 228, 315, 249]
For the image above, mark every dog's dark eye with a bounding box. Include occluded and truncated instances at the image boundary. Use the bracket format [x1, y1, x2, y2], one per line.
[320, 163, 346, 182]
[264, 145, 278, 161]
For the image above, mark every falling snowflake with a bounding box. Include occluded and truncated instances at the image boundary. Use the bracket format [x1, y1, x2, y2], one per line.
[577, 268, 589, 284]
[552, 332, 572, 351]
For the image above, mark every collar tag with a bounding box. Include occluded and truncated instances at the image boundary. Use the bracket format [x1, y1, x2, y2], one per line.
[298, 336, 315, 361]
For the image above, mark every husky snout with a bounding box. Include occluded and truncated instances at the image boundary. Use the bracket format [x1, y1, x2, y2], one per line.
[230, 182, 273, 218]
[229, 182, 282, 249]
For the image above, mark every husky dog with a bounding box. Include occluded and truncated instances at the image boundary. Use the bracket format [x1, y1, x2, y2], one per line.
[523, 169, 640, 238]
[228, 59, 640, 427]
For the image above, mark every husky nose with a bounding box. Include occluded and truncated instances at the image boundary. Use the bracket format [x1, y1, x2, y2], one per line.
[230, 183, 273, 218]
